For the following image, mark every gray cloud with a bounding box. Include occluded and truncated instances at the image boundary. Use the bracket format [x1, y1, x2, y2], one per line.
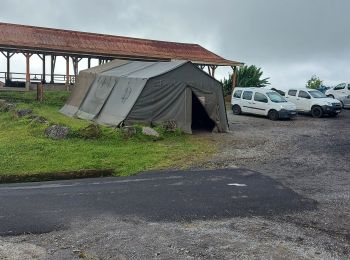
[1, 0, 350, 88]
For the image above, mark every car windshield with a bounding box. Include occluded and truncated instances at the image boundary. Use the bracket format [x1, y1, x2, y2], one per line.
[309, 90, 327, 98]
[266, 92, 287, 103]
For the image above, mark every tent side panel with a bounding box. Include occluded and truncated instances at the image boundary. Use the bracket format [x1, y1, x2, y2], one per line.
[151, 63, 229, 132]
[59, 71, 96, 116]
[96, 78, 147, 126]
[125, 80, 192, 133]
[75, 75, 118, 120]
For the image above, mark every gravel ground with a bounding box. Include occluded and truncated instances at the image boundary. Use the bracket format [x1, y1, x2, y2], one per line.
[1, 109, 349, 259]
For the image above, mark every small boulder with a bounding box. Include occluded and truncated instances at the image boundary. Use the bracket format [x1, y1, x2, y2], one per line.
[78, 124, 101, 139]
[30, 115, 48, 124]
[0, 99, 16, 112]
[142, 126, 160, 138]
[45, 125, 69, 140]
[163, 120, 177, 132]
[121, 126, 137, 138]
[16, 108, 33, 117]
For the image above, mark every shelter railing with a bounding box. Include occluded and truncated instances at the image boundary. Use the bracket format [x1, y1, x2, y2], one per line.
[0, 72, 75, 85]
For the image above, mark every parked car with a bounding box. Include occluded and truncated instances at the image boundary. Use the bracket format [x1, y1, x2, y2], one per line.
[285, 88, 342, 117]
[231, 87, 297, 120]
[337, 95, 350, 109]
[325, 83, 350, 98]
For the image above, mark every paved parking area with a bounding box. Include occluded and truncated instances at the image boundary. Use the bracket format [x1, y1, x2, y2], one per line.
[0, 109, 349, 259]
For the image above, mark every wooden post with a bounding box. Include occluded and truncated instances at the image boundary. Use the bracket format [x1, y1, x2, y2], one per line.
[65, 56, 70, 84]
[231, 66, 237, 90]
[210, 65, 217, 77]
[37, 82, 44, 102]
[6, 52, 10, 82]
[88, 57, 91, 68]
[72, 57, 80, 77]
[24, 53, 32, 90]
[50, 55, 56, 83]
[1, 51, 15, 84]
[42, 54, 46, 83]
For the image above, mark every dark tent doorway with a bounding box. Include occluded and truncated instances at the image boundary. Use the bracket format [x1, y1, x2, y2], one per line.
[191, 92, 215, 132]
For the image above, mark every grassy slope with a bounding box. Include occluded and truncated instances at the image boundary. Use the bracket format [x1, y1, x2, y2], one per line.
[0, 91, 214, 176]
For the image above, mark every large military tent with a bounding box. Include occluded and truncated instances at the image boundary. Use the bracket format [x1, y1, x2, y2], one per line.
[60, 59, 229, 133]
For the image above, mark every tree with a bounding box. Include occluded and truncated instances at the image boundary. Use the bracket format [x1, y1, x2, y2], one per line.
[222, 65, 270, 95]
[306, 75, 323, 89]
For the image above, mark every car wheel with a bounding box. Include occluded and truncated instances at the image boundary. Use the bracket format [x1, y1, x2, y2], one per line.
[268, 110, 279, 120]
[232, 105, 241, 115]
[311, 106, 323, 118]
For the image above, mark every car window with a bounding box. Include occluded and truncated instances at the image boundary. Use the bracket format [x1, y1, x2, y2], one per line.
[288, 90, 297, 96]
[233, 90, 242, 98]
[334, 84, 345, 90]
[267, 92, 287, 103]
[254, 92, 268, 103]
[298, 90, 311, 99]
[309, 90, 327, 98]
[242, 91, 253, 100]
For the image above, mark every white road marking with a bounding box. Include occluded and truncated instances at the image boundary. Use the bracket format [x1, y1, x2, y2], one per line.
[227, 183, 247, 187]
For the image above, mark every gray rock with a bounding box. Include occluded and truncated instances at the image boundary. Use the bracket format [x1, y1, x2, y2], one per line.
[78, 124, 101, 139]
[0, 99, 16, 112]
[163, 120, 177, 132]
[45, 125, 69, 140]
[142, 127, 160, 137]
[31, 115, 49, 124]
[121, 126, 137, 138]
[16, 109, 33, 117]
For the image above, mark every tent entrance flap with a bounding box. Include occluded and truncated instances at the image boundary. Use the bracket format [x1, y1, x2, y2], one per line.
[191, 92, 215, 132]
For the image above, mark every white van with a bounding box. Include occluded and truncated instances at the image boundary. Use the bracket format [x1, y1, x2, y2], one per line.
[285, 88, 342, 117]
[325, 83, 350, 99]
[231, 87, 297, 120]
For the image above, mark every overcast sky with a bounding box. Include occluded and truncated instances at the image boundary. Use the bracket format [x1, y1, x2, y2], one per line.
[1, 0, 350, 89]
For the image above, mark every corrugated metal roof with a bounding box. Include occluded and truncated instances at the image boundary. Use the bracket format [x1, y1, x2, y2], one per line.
[0, 22, 242, 66]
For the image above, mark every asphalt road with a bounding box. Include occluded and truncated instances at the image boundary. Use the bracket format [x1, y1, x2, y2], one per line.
[0, 168, 315, 236]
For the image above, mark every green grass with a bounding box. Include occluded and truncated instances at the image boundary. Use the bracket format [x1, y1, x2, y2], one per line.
[0, 91, 214, 177]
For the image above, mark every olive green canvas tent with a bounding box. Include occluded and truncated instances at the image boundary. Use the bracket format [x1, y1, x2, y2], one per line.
[60, 59, 229, 133]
